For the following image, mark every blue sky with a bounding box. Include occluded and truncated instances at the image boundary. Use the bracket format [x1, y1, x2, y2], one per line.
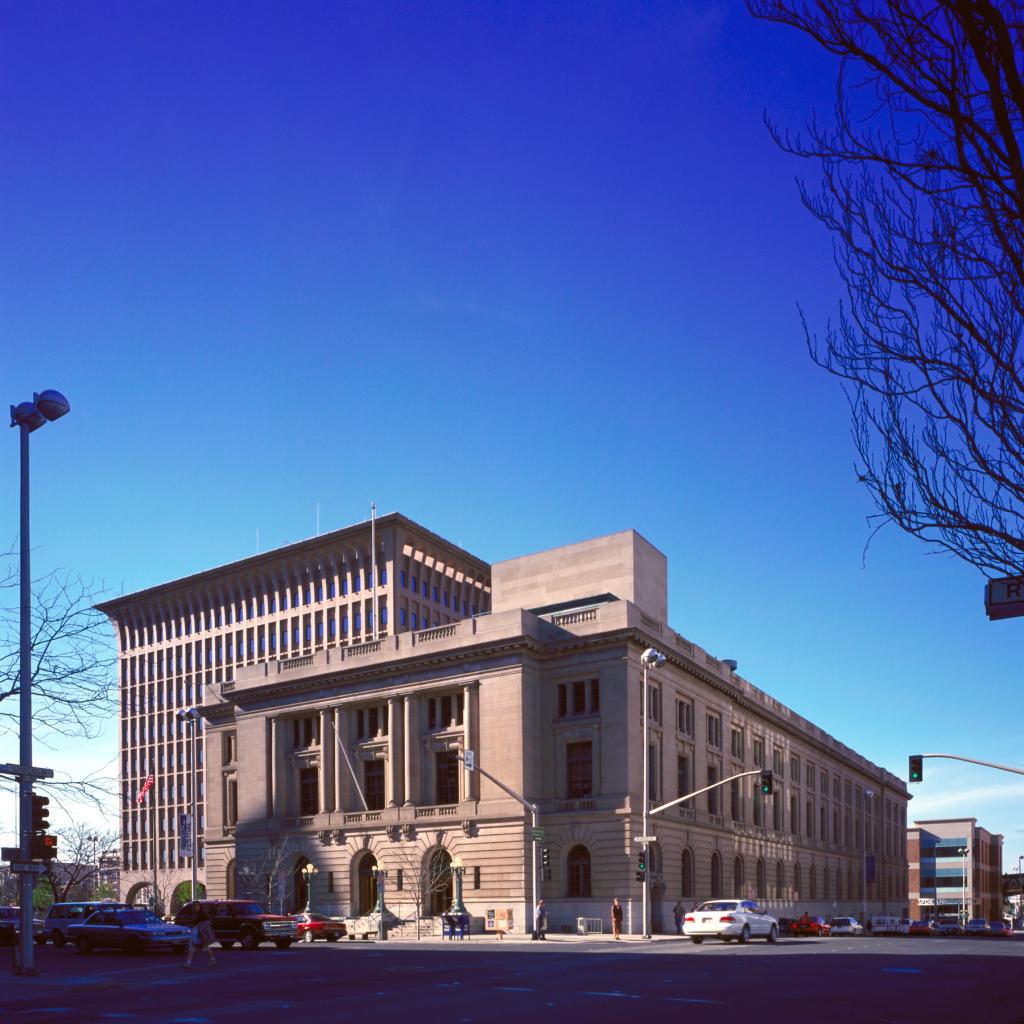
[3, 2, 1022, 864]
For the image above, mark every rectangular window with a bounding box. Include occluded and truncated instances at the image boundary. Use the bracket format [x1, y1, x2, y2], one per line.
[572, 681, 586, 715]
[225, 778, 238, 826]
[706, 764, 720, 815]
[648, 686, 661, 723]
[790, 755, 801, 783]
[441, 695, 452, 726]
[566, 741, 593, 798]
[677, 699, 693, 736]
[706, 713, 722, 749]
[557, 685, 567, 717]
[648, 743, 659, 802]
[773, 748, 784, 775]
[753, 738, 764, 767]
[401, 571, 407, 588]
[428, 699, 437, 729]
[730, 727, 745, 759]
[400, 608, 407, 626]
[731, 777, 742, 821]
[677, 753, 690, 797]
[364, 761, 385, 810]
[435, 751, 460, 804]
[299, 768, 318, 816]
[790, 794, 799, 835]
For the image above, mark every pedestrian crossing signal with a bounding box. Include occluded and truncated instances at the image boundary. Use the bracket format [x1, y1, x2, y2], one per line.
[909, 755, 923, 783]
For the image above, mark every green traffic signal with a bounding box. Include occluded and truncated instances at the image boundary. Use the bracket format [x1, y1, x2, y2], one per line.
[909, 755, 923, 783]
[760, 769, 774, 795]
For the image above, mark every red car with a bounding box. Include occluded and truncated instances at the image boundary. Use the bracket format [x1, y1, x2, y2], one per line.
[908, 920, 933, 936]
[790, 914, 830, 937]
[292, 912, 347, 943]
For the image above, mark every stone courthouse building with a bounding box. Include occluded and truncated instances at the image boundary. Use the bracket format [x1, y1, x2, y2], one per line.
[100, 513, 909, 933]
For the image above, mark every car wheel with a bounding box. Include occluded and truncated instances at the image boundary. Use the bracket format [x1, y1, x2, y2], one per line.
[767, 925, 778, 943]
[739, 926, 750, 945]
[691, 937, 703, 944]
[240, 929, 259, 951]
[125, 936, 145, 956]
[275, 939, 292, 950]
[302, 930, 315, 943]
[219, 941, 234, 949]
[326, 934, 339, 943]
[173, 945, 186, 953]
[52, 930, 66, 948]
[76, 937, 92, 954]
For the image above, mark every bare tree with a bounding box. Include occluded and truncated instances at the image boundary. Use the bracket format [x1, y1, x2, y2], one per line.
[38, 823, 119, 905]
[0, 550, 117, 806]
[235, 838, 297, 913]
[388, 838, 454, 939]
[749, 1, 1024, 575]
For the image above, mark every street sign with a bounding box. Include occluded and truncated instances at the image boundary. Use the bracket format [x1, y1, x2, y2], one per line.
[633, 836, 657, 843]
[531, 828, 544, 842]
[179, 813, 194, 858]
[9, 862, 46, 874]
[985, 575, 1024, 620]
[1, 846, 21, 861]
[0, 763, 54, 780]
[463, 750, 475, 772]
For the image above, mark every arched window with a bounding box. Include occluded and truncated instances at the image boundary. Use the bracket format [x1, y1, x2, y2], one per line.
[733, 856, 744, 897]
[681, 849, 694, 899]
[810, 865, 817, 900]
[756, 858, 766, 900]
[710, 852, 722, 898]
[566, 845, 592, 898]
[793, 863, 802, 899]
[775, 861, 784, 900]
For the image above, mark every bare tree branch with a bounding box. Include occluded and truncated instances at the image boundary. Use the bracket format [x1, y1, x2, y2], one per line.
[750, 0, 1024, 576]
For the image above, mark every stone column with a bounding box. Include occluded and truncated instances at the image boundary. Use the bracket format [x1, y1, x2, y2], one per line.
[463, 683, 476, 801]
[319, 708, 331, 813]
[269, 717, 281, 817]
[334, 707, 348, 812]
[403, 695, 417, 805]
[387, 696, 400, 806]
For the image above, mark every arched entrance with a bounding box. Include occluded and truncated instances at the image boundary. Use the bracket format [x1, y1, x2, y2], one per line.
[356, 852, 378, 916]
[172, 880, 206, 914]
[125, 881, 153, 909]
[427, 848, 453, 917]
[226, 859, 237, 899]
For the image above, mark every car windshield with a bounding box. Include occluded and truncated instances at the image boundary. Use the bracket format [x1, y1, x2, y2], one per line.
[698, 902, 738, 912]
[307, 914, 329, 922]
[118, 911, 160, 925]
[233, 903, 267, 916]
[0, 908, 17, 921]
[833, 918, 850, 926]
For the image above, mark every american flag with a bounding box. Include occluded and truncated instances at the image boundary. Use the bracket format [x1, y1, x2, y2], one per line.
[136, 774, 154, 805]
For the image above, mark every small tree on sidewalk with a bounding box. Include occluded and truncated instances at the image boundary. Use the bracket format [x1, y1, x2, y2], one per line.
[388, 837, 454, 939]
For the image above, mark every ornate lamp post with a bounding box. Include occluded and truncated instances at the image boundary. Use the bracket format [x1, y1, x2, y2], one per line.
[448, 855, 468, 916]
[301, 863, 318, 913]
[640, 647, 665, 938]
[175, 707, 201, 901]
[370, 865, 388, 940]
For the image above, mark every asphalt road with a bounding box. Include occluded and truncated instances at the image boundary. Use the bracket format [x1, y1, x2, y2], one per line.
[3, 935, 1023, 1024]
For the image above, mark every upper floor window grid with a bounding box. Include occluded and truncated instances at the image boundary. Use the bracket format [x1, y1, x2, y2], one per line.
[557, 680, 600, 718]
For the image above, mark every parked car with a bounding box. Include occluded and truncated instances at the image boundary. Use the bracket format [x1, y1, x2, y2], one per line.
[174, 900, 297, 950]
[829, 916, 864, 936]
[292, 912, 347, 943]
[683, 899, 779, 944]
[68, 908, 191, 955]
[868, 915, 901, 935]
[965, 918, 990, 936]
[790, 914, 831, 937]
[935, 919, 962, 936]
[908, 920, 933, 936]
[0, 907, 46, 946]
[988, 921, 1012, 938]
[42, 901, 129, 947]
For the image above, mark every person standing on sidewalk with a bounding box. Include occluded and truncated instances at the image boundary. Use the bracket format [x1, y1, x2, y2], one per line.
[533, 899, 548, 940]
[673, 900, 685, 935]
[611, 898, 624, 940]
[182, 905, 217, 968]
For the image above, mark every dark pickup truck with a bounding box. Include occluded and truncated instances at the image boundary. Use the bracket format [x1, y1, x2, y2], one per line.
[174, 900, 297, 950]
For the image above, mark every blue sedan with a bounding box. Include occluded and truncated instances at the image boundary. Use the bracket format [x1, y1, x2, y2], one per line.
[68, 908, 192, 955]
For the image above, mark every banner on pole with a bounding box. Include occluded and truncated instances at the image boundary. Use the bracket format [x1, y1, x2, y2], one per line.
[178, 813, 194, 858]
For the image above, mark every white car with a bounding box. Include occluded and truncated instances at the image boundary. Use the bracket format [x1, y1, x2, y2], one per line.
[830, 916, 864, 936]
[683, 899, 779, 944]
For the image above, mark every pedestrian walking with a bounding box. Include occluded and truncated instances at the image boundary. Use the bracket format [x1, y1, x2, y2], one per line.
[533, 899, 548, 940]
[182, 905, 217, 968]
[611, 897, 624, 940]
[673, 900, 685, 935]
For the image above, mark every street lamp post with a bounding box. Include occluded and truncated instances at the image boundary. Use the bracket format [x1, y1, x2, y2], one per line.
[10, 389, 70, 977]
[1017, 854, 1023, 926]
[176, 707, 201, 902]
[448, 855, 468, 917]
[301, 863, 318, 913]
[640, 647, 665, 939]
[959, 846, 969, 928]
[862, 787, 875, 926]
[370, 866, 388, 940]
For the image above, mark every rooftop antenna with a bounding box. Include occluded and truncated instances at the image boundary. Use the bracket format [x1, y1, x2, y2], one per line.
[371, 501, 378, 641]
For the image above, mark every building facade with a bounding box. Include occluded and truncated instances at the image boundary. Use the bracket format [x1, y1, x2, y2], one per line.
[102, 514, 909, 930]
[908, 818, 1004, 923]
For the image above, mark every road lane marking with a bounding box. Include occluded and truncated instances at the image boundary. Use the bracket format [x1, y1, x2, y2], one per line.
[580, 991, 641, 999]
[493, 986, 536, 992]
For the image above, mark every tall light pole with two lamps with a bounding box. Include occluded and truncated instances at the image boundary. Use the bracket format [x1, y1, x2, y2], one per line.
[176, 707, 201, 901]
[640, 647, 665, 939]
[10, 389, 71, 976]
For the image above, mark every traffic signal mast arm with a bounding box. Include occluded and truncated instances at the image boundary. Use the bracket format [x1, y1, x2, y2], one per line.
[649, 768, 767, 817]
[455, 752, 538, 815]
[913, 753, 1024, 778]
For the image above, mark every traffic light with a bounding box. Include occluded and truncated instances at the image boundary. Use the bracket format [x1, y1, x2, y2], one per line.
[542, 848, 550, 868]
[31, 834, 57, 861]
[31, 793, 50, 833]
[909, 755, 923, 783]
[760, 770, 774, 796]
[636, 849, 647, 882]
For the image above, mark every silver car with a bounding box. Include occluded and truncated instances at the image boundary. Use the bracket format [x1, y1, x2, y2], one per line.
[683, 899, 779, 944]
